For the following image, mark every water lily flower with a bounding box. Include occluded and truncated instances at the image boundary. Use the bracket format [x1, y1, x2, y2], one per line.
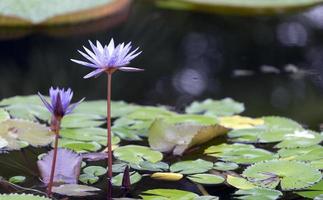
[38, 87, 84, 118]
[71, 38, 143, 78]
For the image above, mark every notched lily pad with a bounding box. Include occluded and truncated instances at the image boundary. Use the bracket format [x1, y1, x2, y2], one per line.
[0, 194, 51, 200]
[226, 175, 256, 190]
[170, 159, 213, 174]
[187, 174, 225, 185]
[112, 172, 142, 186]
[114, 145, 163, 165]
[185, 98, 244, 117]
[140, 189, 198, 200]
[234, 188, 283, 200]
[243, 160, 322, 190]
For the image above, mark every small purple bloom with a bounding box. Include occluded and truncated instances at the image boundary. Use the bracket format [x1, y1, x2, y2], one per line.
[38, 87, 84, 118]
[71, 38, 143, 79]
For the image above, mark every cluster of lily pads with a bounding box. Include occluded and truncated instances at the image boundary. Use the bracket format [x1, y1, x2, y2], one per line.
[0, 95, 323, 199]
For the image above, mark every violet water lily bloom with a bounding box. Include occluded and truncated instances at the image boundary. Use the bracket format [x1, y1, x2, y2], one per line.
[71, 38, 143, 78]
[38, 87, 84, 118]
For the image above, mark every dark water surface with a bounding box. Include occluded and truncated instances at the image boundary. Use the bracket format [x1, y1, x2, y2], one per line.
[0, 1, 323, 198]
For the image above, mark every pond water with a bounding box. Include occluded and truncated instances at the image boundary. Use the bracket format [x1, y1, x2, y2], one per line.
[0, 1, 323, 199]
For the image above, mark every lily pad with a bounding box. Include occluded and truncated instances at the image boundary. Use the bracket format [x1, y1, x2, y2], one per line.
[205, 143, 275, 164]
[79, 173, 99, 184]
[113, 145, 163, 165]
[8, 175, 26, 184]
[61, 113, 104, 128]
[234, 188, 283, 200]
[112, 172, 142, 186]
[219, 116, 264, 130]
[140, 189, 198, 200]
[58, 139, 101, 153]
[52, 184, 100, 196]
[3, 104, 50, 121]
[0, 194, 51, 200]
[185, 98, 244, 117]
[0, 119, 54, 150]
[170, 159, 213, 174]
[156, 0, 323, 15]
[131, 161, 169, 172]
[277, 145, 323, 162]
[126, 107, 176, 120]
[83, 166, 107, 176]
[242, 160, 322, 190]
[148, 116, 227, 155]
[296, 180, 323, 199]
[275, 130, 323, 148]
[187, 174, 225, 185]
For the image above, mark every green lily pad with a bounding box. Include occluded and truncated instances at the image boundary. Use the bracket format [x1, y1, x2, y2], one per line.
[234, 188, 283, 200]
[243, 160, 322, 190]
[8, 175, 26, 184]
[60, 128, 120, 146]
[0, 119, 54, 150]
[156, 0, 323, 15]
[170, 159, 213, 174]
[61, 113, 104, 128]
[0, 95, 43, 106]
[213, 162, 239, 171]
[0, 109, 10, 122]
[83, 166, 107, 176]
[148, 116, 227, 155]
[0, 194, 51, 200]
[275, 130, 323, 148]
[112, 172, 142, 186]
[127, 107, 176, 120]
[277, 145, 323, 163]
[79, 173, 99, 184]
[131, 161, 169, 172]
[114, 145, 163, 165]
[185, 98, 244, 117]
[226, 175, 257, 190]
[58, 139, 101, 153]
[187, 174, 225, 185]
[140, 189, 198, 200]
[205, 143, 276, 164]
[112, 127, 142, 141]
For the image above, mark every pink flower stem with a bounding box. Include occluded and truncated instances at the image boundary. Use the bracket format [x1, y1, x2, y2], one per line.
[106, 71, 114, 200]
[47, 117, 61, 197]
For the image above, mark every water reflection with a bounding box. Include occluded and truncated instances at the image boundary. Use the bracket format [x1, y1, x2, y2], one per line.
[0, 2, 323, 129]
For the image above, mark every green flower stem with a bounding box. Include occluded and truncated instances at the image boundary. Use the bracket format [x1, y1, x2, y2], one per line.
[107, 72, 113, 200]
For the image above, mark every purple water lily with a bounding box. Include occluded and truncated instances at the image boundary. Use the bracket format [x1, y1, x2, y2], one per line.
[38, 87, 84, 118]
[71, 38, 143, 79]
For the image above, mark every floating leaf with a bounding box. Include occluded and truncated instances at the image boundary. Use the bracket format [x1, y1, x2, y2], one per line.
[275, 130, 323, 148]
[205, 143, 275, 164]
[0, 119, 54, 150]
[37, 148, 82, 185]
[243, 160, 322, 190]
[112, 172, 142, 186]
[213, 162, 239, 171]
[60, 128, 120, 146]
[58, 139, 101, 153]
[112, 127, 142, 141]
[83, 166, 107, 176]
[170, 159, 213, 174]
[187, 174, 225, 185]
[219, 116, 264, 129]
[156, 0, 323, 15]
[126, 107, 175, 120]
[8, 176, 26, 184]
[131, 161, 169, 172]
[3, 104, 50, 121]
[185, 98, 244, 117]
[195, 196, 219, 200]
[226, 175, 256, 190]
[0, 109, 10, 122]
[0, 95, 43, 106]
[234, 188, 283, 200]
[0, 194, 51, 200]
[52, 184, 100, 196]
[151, 172, 183, 181]
[114, 145, 163, 165]
[61, 113, 104, 128]
[79, 173, 99, 184]
[277, 145, 323, 162]
[148, 115, 227, 155]
[141, 189, 198, 200]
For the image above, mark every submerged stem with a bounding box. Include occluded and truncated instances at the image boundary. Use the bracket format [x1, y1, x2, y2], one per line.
[107, 72, 113, 199]
[47, 117, 61, 197]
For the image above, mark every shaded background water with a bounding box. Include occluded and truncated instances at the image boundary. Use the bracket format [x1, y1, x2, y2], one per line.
[1, 1, 323, 130]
